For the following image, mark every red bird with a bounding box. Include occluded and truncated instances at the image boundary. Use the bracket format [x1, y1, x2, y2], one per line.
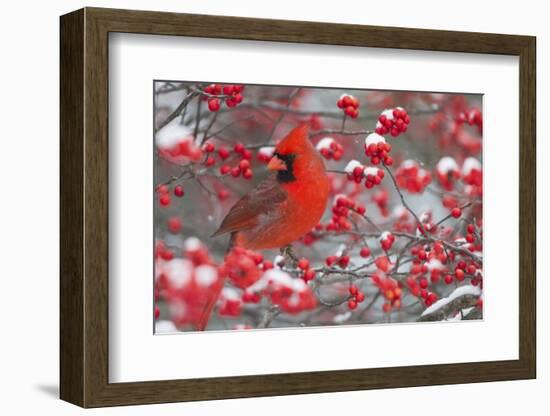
[197, 123, 330, 330]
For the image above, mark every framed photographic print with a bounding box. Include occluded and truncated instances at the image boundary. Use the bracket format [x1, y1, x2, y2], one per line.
[60, 7, 536, 408]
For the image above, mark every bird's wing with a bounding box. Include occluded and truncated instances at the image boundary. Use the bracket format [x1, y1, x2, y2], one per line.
[211, 176, 288, 237]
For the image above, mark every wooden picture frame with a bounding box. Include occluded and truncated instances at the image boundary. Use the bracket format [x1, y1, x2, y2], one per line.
[60, 7, 536, 408]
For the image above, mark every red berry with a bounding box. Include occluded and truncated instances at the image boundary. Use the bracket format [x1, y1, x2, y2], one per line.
[298, 258, 310, 270]
[359, 247, 371, 258]
[348, 299, 358, 310]
[173, 185, 184, 197]
[220, 165, 231, 175]
[356, 292, 365, 303]
[159, 193, 171, 207]
[243, 168, 253, 179]
[238, 159, 251, 170]
[444, 274, 453, 284]
[218, 147, 230, 160]
[303, 269, 316, 282]
[451, 207, 462, 218]
[208, 98, 221, 112]
[234, 143, 245, 154]
[338, 255, 350, 268]
[349, 285, 358, 296]
[203, 142, 215, 152]
[455, 268, 465, 281]
[167, 216, 182, 233]
[382, 303, 392, 313]
[467, 224, 475, 234]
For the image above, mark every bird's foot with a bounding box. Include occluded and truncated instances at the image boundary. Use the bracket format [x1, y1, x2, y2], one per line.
[280, 245, 299, 265]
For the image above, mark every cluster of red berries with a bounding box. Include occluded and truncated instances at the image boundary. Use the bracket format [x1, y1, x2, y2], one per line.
[156, 238, 222, 328]
[158, 137, 202, 163]
[436, 157, 461, 191]
[325, 195, 366, 232]
[155, 240, 175, 261]
[457, 107, 482, 133]
[372, 189, 390, 217]
[220, 247, 265, 289]
[395, 160, 432, 194]
[316, 137, 344, 160]
[375, 107, 410, 137]
[297, 258, 316, 282]
[450, 257, 483, 286]
[203, 84, 244, 112]
[364, 133, 394, 165]
[220, 159, 254, 180]
[462, 157, 482, 187]
[404, 275, 438, 307]
[218, 288, 242, 317]
[344, 160, 385, 189]
[372, 274, 402, 312]
[156, 183, 185, 208]
[205, 141, 254, 180]
[379, 231, 395, 251]
[336, 94, 360, 119]
[347, 285, 366, 310]
[325, 254, 351, 269]
[243, 269, 317, 314]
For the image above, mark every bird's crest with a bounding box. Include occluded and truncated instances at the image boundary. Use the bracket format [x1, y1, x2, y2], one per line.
[275, 123, 310, 156]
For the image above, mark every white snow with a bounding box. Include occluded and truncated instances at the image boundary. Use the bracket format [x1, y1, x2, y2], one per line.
[437, 156, 459, 173]
[335, 243, 347, 257]
[273, 255, 285, 268]
[155, 120, 192, 148]
[462, 157, 482, 176]
[363, 166, 381, 176]
[421, 285, 482, 317]
[365, 133, 386, 147]
[194, 264, 218, 287]
[425, 258, 444, 271]
[380, 108, 395, 120]
[344, 160, 362, 174]
[401, 159, 418, 169]
[155, 320, 178, 333]
[183, 237, 203, 252]
[248, 269, 308, 294]
[315, 137, 335, 151]
[333, 311, 352, 324]
[163, 258, 193, 289]
[258, 146, 275, 157]
[221, 287, 241, 300]
[380, 231, 392, 241]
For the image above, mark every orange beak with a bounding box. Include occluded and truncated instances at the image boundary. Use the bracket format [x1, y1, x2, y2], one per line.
[267, 155, 287, 171]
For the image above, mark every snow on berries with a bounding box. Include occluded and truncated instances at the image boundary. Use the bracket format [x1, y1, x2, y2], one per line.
[435, 157, 461, 191]
[316, 137, 344, 160]
[244, 269, 317, 314]
[344, 160, 385, 188]
[257, 146, 274, 163]
[379, 231, 395, 251]
[364, 133, 393, 165]
[462, 157, 482, 187]
[375, 107, 410, 137]
[395, 159, 432, 194]
[336, 94, 360, 119]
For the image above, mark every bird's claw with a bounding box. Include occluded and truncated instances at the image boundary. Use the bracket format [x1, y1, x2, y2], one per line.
[280, 245, 299, 265]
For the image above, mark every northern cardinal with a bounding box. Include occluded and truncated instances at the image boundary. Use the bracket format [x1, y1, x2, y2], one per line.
[197, 123, 330, 330]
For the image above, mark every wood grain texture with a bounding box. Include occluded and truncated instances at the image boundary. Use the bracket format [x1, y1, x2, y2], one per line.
[59, 8, 84, 407]
[59, 7, 537, 408]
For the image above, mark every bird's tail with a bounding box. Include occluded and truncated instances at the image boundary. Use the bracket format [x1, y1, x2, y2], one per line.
[196, 275, 225, 331]
[196, 234, 236, 331]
